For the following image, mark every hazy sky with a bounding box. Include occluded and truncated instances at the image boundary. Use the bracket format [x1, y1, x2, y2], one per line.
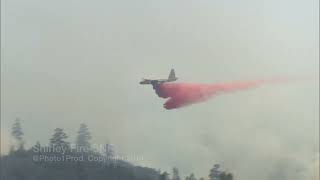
[1, 0, 319, 179]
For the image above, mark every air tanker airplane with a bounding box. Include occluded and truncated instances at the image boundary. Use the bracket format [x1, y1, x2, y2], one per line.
[140, 69, 177, 85]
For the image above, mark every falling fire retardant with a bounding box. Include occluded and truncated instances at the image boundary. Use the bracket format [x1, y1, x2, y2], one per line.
[152, 78, 291, 109]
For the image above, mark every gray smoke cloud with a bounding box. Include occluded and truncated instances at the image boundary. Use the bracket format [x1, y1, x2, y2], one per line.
[1, 0, 318, 179]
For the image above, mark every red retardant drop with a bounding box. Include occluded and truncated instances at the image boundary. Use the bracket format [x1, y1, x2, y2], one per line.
[152, 78, 289, 109]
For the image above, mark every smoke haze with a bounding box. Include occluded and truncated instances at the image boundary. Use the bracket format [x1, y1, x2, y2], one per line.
[1, 0, 318, 179]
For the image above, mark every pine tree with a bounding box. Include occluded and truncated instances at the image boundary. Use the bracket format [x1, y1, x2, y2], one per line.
[220, 172, 233, 180]
[185, 173, 197, 180]
[209, 164, 221, 180]
[172, 167, 181, 180]
[50, 128, 70, 149]
[160, 171, 169, 180]
[226, 173, 233, 180]
[11, 118, 24, 150]
[76, 123, 91, 152]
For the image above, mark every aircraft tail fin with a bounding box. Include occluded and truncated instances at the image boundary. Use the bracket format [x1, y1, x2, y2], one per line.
[168, 69, 176, 80]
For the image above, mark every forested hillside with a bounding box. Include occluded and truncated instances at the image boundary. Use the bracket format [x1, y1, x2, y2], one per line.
[0, 119, 233, 180]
